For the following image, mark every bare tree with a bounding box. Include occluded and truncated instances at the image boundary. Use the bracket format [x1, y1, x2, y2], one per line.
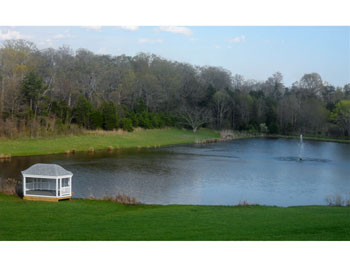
[178, 104, 212, 133]
[213, 90, 230, 128]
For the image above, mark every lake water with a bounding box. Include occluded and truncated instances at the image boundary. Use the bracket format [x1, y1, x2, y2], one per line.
[1, 138, 349, 206]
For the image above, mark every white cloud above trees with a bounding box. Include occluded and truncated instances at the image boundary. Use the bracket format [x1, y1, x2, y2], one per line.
[119, 26, 139, 31]
[229, 35, 246, 43]
[0, 29, 31, 40]
[157, 26, 192, 36]
[82, 26, 102, 31]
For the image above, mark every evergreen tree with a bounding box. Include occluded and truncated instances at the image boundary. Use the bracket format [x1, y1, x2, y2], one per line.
[73, 96, 93, 128]
[102, 101, 118, 130]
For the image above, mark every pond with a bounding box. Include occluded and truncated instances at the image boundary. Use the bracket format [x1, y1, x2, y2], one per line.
[1, 138, 350, 206]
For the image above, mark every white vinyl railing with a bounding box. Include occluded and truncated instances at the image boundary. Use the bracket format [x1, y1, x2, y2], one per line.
[61, 186, 71, 196]
[23, 176, 72, 197]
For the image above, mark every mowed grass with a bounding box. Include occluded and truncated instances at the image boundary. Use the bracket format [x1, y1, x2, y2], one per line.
[1, 194, 350, 240]
[0, 128, 219, 157]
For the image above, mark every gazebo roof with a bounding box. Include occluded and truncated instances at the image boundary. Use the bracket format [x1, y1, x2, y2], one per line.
[21, 163, 73, 177]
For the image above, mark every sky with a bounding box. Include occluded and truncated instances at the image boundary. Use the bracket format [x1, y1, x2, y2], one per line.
[0, 26, 349, 87]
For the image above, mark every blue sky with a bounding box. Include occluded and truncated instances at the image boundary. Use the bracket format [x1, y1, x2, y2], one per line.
[0, 26, 349, 86]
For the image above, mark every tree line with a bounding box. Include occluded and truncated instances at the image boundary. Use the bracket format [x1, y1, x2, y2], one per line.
[0, 39, 349, 138]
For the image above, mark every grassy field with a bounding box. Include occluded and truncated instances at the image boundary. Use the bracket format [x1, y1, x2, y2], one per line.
[1, 194, 350, 240]
[0, 128, 219, 157]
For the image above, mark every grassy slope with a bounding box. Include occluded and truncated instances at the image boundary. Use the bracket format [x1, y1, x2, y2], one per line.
[0, 128, 219, 157]
[1, 194, 350, 240]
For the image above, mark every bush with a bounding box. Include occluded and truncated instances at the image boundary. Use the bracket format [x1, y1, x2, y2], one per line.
[73, 96, 93, 127]
[121, 118, 134, 132]
[259, 123, 269, 133]
[268, 122, 280, 134]
[0, 178, 22, 197]
[137, 112, 152, 129]
[89, 110, 103, 129]
[101, 101, 118, 130]
[101, 194, 141, 205]
[325, 194, 350, 206]
[128, 112, 139, 127]
[248, 125, 258, 134]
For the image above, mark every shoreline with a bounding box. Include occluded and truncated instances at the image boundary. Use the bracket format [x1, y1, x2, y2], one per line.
[0, 129, 349, 158]
[0, 128, 220, 158]
[268, 134, 350, 144]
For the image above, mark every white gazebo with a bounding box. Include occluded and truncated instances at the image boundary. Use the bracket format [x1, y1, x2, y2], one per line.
[22, 163, 73, 202]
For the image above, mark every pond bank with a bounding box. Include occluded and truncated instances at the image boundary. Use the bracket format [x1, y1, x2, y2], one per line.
[269, 134, 350, 144]
[1, 194, 350, 240]
[2, 128, 346, 158]
[0, 128, 219, 157]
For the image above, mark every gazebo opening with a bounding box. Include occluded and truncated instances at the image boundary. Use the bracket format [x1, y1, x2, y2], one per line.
[21, 163, 73, 202]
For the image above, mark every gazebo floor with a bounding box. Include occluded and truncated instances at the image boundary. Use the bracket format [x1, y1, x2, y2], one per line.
[26, 190, 56, 196]
[24, 190, 71, 202]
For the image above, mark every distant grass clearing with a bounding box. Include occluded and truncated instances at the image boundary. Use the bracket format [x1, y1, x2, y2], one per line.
[0, 128, 219, 157]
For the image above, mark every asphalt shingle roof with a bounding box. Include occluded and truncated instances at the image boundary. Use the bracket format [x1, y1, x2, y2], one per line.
[21, 163, 73, 177]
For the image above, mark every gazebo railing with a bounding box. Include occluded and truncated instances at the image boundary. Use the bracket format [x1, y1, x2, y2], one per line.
[23, 176, 72, 198]
[61, 186, 71, 196]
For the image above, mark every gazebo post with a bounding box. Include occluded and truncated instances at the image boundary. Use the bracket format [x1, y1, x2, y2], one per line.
[70, 176, 72, 196]
[56, 178, 58, 197]
[23, 176, 26, 196]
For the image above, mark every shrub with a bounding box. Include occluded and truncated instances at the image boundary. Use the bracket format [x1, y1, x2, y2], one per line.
[259, 123, 269, 133]
[121, 118, 134, 132]
[101, 194, 141, 205]
[90, 110, 103, 129]
[268, 122, 280, 134]
[0, 178, 22, 197]
[128, 112, 139, 127]
[73, 96, 93, 128]
[236, 200, 259, 206]
[137, 112, 152, 129]
[101, 101, 118, 130]
[325, 194, 348, 206]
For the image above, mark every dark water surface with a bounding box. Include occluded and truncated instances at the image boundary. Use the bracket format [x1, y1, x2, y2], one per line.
[1, 138, 349, 206]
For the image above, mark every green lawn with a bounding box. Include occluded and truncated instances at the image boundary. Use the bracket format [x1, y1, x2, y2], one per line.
[0, 128, 219, 157]
[1, 194, 350, 240]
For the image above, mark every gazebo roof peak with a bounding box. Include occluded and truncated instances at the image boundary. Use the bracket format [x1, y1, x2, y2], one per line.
[21, 163, 73, 177]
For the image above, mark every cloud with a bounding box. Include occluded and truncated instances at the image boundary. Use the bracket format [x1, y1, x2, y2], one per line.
[0, 29, 31, 40]
[52, 33, 72, 39]
[215, 45, 221, 49]
[82, 26, 102, 31]
[119, 26, 139, 31]
[97, 47, 107, 54]
[157, 26, 192, 36]
[229, 35, 246, 43]
[38, 38, 54, 47]
[138, 38, 163, 44]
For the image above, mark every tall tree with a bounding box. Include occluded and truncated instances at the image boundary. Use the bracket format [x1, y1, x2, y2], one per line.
[331, 100, 350, 136]
[21, 71, 45, 119]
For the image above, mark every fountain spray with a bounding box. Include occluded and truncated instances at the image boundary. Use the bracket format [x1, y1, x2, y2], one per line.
[299, 134, 304, 161]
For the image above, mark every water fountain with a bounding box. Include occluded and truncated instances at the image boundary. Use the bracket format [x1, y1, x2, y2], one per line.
[298, 134, 304, 161]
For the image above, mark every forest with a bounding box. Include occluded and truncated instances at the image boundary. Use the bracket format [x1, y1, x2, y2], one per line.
[0, 39, 349, 138]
